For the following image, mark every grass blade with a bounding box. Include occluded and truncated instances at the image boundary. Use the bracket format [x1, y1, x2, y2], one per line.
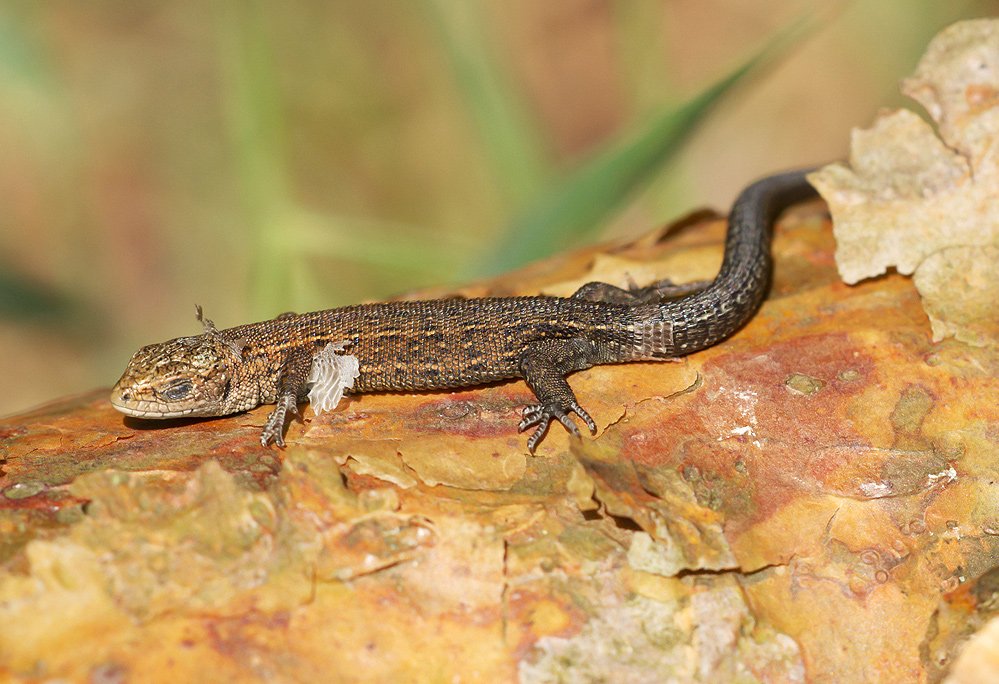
[420, 0, 552, 205]
[482, 11, 818, 274]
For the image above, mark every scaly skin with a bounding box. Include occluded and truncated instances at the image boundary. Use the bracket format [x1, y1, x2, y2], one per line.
[110, 170, 817, 451]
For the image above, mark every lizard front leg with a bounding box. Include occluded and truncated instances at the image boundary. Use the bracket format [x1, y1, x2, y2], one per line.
[261, 348, 314, 447]
[518, 338, 599, 453]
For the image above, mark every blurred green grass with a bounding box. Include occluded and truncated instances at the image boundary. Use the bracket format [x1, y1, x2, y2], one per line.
[1, 0, 997, 415]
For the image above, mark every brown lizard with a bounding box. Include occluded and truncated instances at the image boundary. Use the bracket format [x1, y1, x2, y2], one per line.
[110, 170, 817, 451]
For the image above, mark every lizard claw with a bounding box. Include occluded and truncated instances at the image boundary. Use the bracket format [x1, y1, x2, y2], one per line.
[519, 401, 596, 453]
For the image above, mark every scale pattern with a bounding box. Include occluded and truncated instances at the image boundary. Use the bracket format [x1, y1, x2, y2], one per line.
[110, 169, 817, 451]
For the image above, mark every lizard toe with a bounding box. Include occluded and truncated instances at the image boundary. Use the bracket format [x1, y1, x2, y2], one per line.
[520, 400, 596, 453]
[554, 411, 581, 437]
[525, 418, 554, 454]
[518, 404, 545, 431]
[569, 401, 597, 434]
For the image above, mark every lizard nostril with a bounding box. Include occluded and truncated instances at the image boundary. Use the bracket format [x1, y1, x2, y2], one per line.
[120, 390, 132, 401]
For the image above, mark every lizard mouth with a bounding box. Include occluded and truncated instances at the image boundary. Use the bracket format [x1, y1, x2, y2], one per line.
[109, 386, 200, 419]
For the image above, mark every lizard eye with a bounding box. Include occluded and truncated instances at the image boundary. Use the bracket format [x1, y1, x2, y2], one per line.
[159, 379, 193, 402]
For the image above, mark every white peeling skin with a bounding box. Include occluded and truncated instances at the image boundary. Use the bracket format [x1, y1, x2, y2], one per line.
[306, 341, 360, 414]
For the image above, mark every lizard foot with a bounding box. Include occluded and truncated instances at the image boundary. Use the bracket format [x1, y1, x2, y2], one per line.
[261, 394, 300, 447]
[519, 401, 596, 453]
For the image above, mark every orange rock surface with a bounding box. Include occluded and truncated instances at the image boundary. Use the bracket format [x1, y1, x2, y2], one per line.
[2, 201, 998, 683]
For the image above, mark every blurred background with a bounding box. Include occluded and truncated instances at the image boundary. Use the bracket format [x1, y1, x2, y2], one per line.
[2, 0, 997, 418]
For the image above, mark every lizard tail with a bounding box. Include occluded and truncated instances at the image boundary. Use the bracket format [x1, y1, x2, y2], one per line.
[651, 168, 819, 357]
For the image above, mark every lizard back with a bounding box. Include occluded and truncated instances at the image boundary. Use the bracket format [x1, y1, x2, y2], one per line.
[225, 295, 662, 395]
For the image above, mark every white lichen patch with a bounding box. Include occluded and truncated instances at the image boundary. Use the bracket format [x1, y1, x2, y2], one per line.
[519, 581, 804, 684]
[914, 245, 999, 346]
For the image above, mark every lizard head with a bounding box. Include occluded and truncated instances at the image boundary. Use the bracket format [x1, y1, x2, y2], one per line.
[110, 334, 238, 419]
[110, 307, 247, 419]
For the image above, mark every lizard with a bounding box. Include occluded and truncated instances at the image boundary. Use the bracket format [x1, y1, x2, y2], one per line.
[110, 169, 818, 452]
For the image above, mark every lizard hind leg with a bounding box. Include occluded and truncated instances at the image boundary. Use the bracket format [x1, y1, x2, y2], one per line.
[572, 278, 710, 305]
[518, 338, 599, 453]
